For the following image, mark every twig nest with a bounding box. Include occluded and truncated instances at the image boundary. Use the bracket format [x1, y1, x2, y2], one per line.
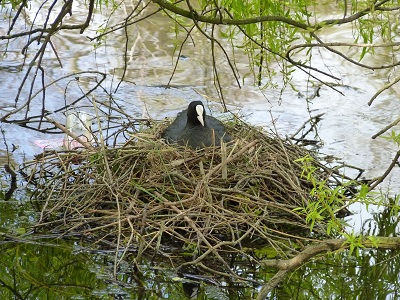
[23, 118, 352, 264]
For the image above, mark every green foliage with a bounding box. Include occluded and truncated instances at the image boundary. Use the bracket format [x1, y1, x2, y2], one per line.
[382, 130, 400, 147]
[292, 152, 396, 240]
[253, 245, 280, 259]
[240, 202, 263, 216]
[389, 194, 400, 216]
[293, 155, 364, 235]
[158, 0, 398, 87]
[93, 27, 108, 49]
[182, 241, 199, 256]
[0, 0, 27, 9]
[342, 232, 364, 256]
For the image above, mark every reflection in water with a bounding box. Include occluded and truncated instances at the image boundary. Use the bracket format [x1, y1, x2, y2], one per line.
[0, 237, 197, 299]
[0, 151, 17, 201]
[0, 240, 99, 299]
[281, 248, 400, 300]
[281, 199, 400, 300]
[1, 226, 398, 299]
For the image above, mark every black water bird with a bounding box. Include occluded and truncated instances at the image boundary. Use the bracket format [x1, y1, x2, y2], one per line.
[162, 101, 231, 148]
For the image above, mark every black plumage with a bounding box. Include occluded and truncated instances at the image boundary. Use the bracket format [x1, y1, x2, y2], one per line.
[162, 101, 231, 148]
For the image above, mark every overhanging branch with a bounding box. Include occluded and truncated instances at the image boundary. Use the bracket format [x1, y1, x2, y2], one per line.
[151, 0, 395, 31]
[257, 236, 400, 299]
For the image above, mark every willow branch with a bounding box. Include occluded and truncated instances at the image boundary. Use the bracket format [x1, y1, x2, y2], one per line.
[257, 236, 400, 299]
[151, 0, 394, 30]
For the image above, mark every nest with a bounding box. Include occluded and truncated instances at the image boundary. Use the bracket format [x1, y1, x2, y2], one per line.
[23, 119, 355, 276]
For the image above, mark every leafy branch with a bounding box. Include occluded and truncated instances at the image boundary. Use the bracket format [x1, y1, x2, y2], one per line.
[152, 0, 395, 30]
[257, 236, 400, 299]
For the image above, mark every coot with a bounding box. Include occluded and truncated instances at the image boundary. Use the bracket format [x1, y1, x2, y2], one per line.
[162, 101, 231, 148]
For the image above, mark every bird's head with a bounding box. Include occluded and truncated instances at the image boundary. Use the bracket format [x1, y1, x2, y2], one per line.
[187, 101, 205, 127]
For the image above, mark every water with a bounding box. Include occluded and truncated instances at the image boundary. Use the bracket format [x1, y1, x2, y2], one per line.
[1, 1, 400, 299]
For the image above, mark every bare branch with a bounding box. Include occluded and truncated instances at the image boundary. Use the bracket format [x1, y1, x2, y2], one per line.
[368, 151, 400, 191]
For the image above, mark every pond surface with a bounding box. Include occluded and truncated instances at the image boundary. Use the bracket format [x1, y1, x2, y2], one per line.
[0, 1, 400, 299]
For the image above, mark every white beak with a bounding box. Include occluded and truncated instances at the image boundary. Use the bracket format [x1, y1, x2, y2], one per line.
[196, 104, 205, 126]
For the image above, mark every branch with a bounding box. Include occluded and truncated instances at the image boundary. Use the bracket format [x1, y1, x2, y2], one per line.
[286, 40, 400, 75]
[151, 0, 395, 31]
[368, 150, 400, 191]
[1, 71, 106, 133]
[80, 0, 95, 33]
[368, 74, 400, 106]
[256, 236, 400, 299]
[152, 0, 310, 29]
[371, 115, 400, 139]
[44, 116, 94, 150]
